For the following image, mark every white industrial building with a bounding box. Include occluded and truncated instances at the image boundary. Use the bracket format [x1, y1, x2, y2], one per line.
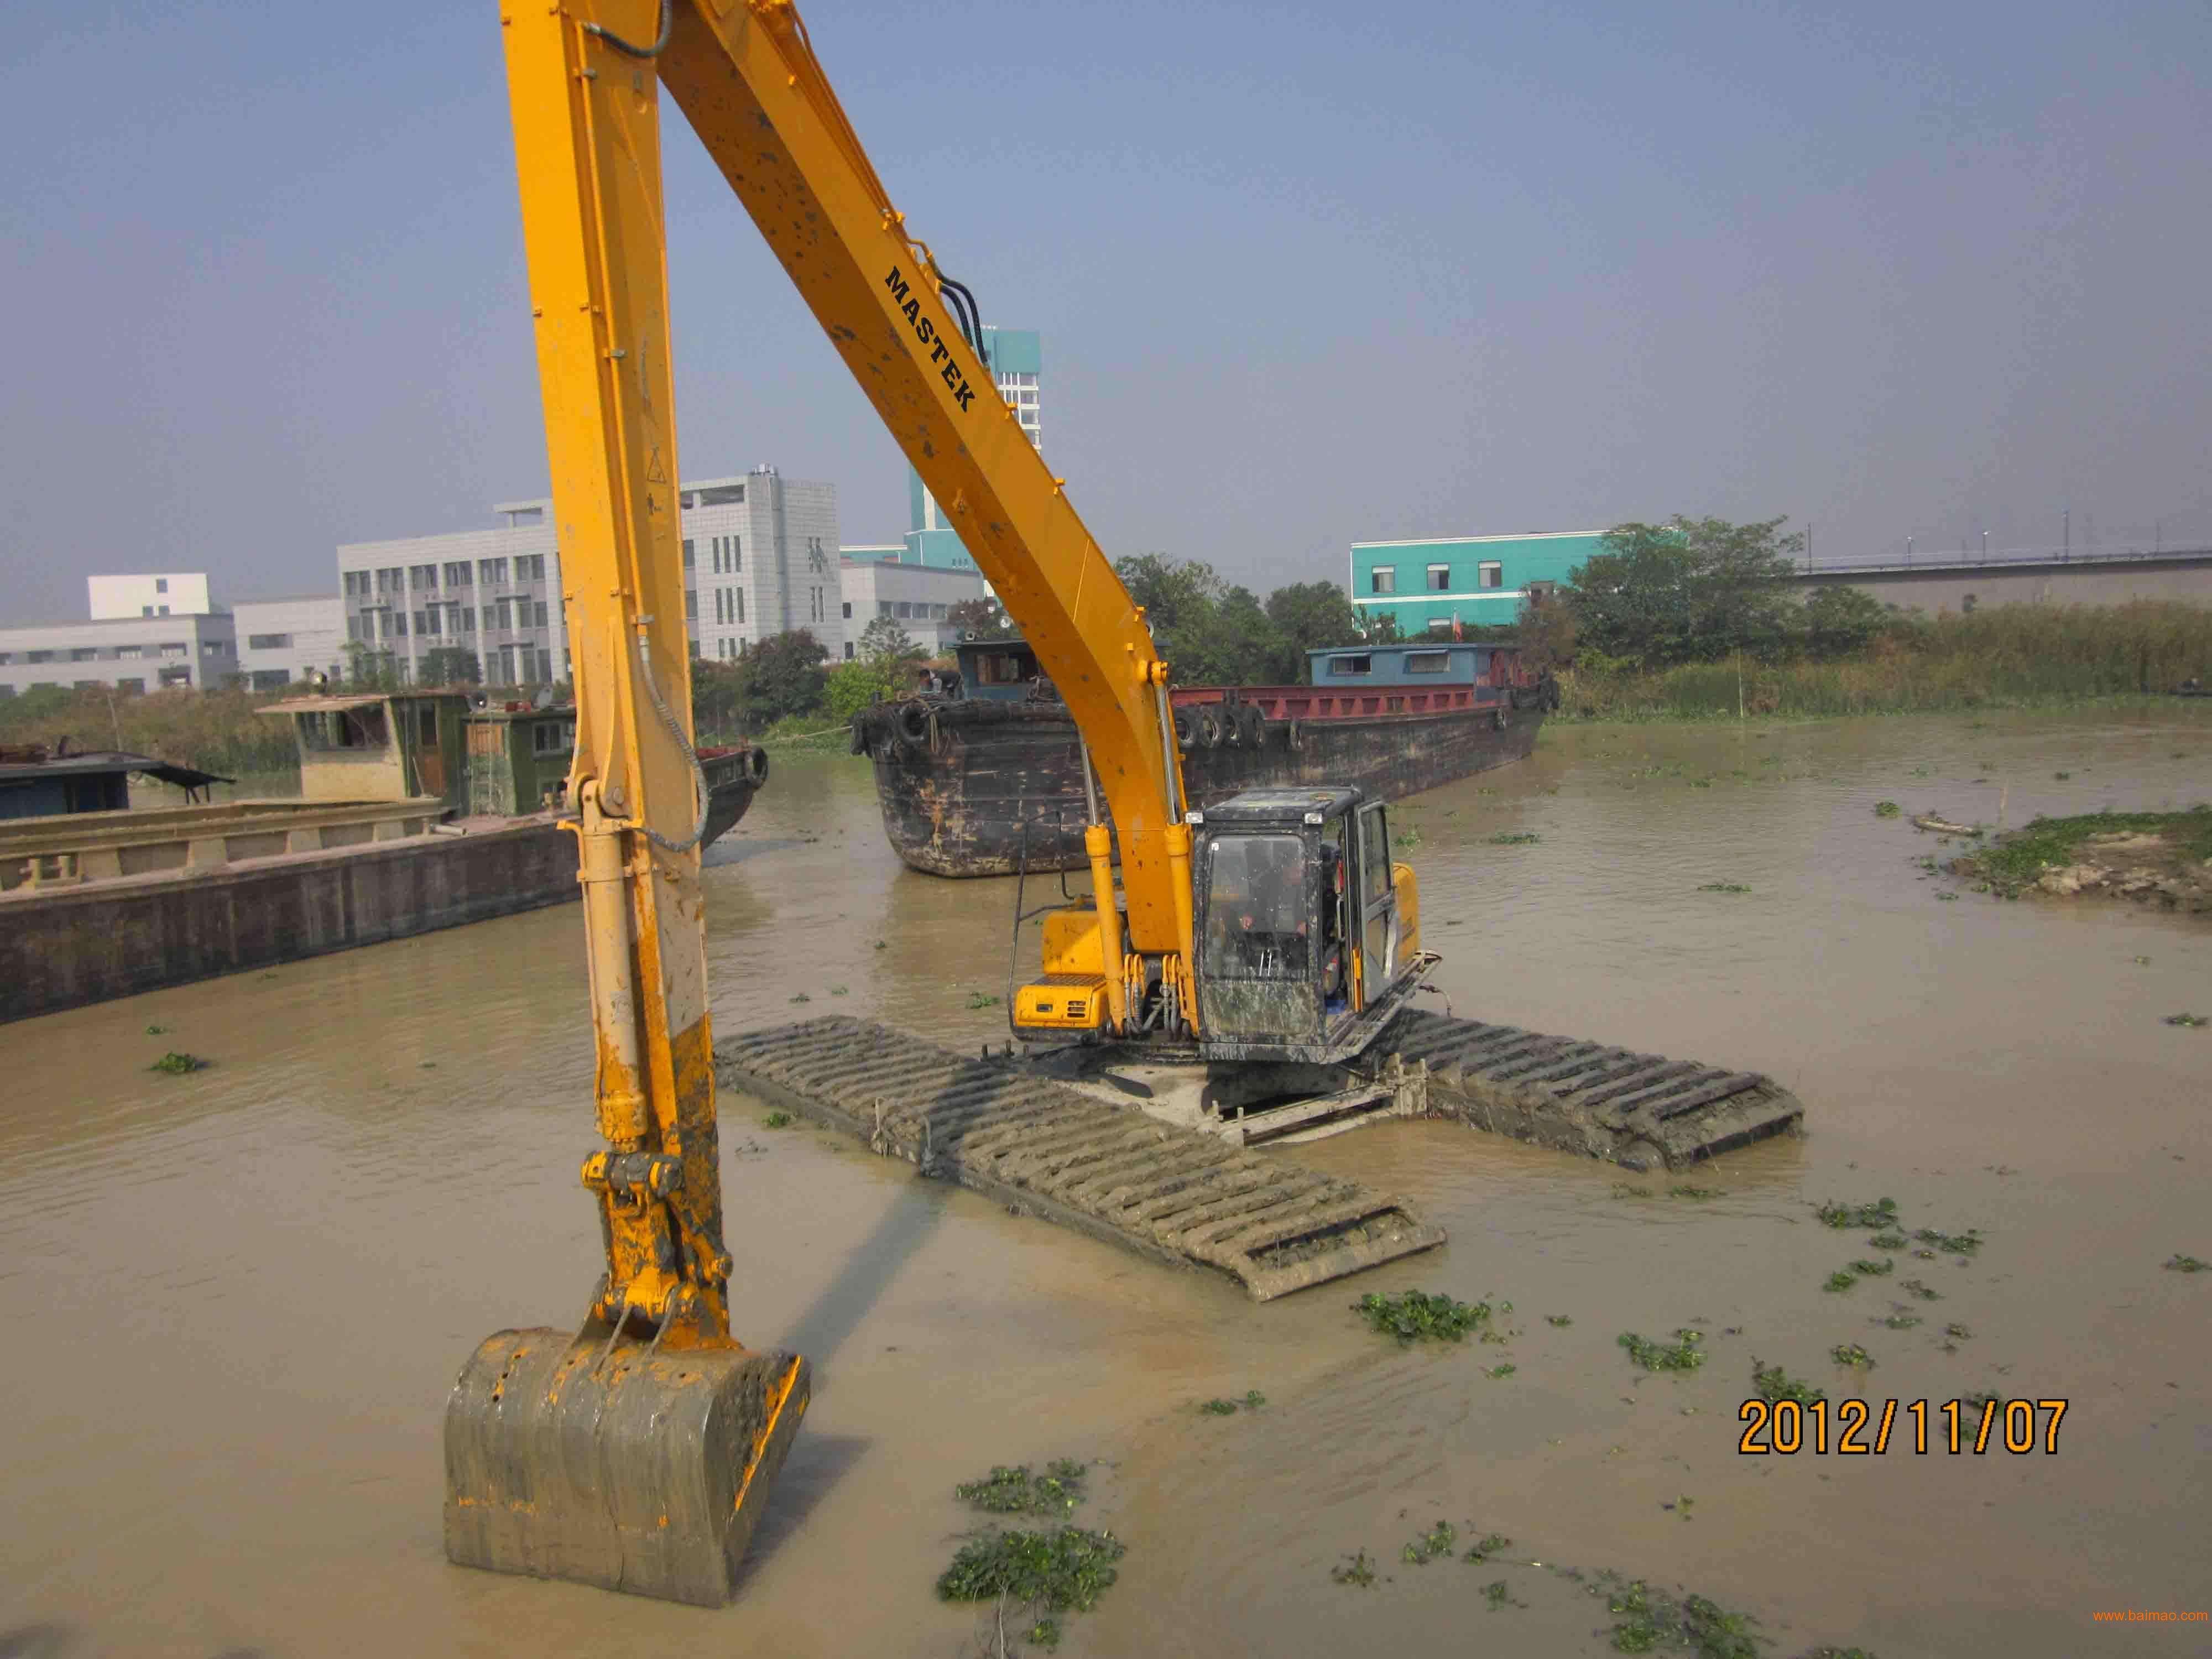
[836, 552, 989, 657]
[85, 571, 215, 620]
[231, 595, 347, 690]
[335, 466, 844, 686]
[0, 611, 237, 698]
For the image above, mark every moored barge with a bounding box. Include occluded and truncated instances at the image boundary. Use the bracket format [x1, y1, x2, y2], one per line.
[853, 639, 1554, 877]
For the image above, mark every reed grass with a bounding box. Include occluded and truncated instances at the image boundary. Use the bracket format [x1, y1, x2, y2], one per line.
[1554, 601, 2212, 721]
[0, 685, 299, 776]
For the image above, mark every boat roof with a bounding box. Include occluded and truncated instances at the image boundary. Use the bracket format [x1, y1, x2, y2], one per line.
[0, 749, 233, 789]
[1198, 786, 1365, 826]
[255, 693, 402, 715]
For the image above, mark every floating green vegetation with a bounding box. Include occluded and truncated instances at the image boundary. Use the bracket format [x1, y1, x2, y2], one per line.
[1963, 1390, 2000, 1413]
[761, 1111, 793, 1129]
[1619, 1329, 1706, 1372]
[1802, 1649, 1880, 1658]
[1197, 1399, 1238, 1416]
[2054, 771, 2072, 780]
[1868, 1230, 1909, 1250]
[1331, 1550, 1378, 1588]
[936, 1526, 1125, 1618]
[1935, 891, 1959, 901]
[874, 938, 888, 950]
[1593, 1573, 1764, 1659]
[1483, 1579, 1524, 1610]
[1696, 883, 1752, 894]
[1849, 1258, 1895, 1277]
[1816, 1197, 1899, 1229]
[957, 1461, 1090, 1517]
[1913, 1228, 1983, 1254]
[148, 1052, 206, 1075]
[1750, 1359, 1824, 1405]
[1464, 1532, 1512, 1563]
[829, 985, 849, 997]
[1482, 1363, 1518, 1379]
[1955, 808, 2212, 899]
[1353, 1290, 1490, 1344]
[2164, 1254, 2208, 1274]
[1830, 1344, 1874, 1369]
[2164, 1013, 2208, 1029]
[967, 991, 1003, 1009]
[789, 992, 811, 1004]
[1873, 801, 1902, 818]
[1823, 1271, 1859, 1293]
[1403, 1520, 1457, 1564]
[2134, 955, 2154, 965]
[1899, 1279, 1942, 1301]
[1396, 826, 1423, 850]
[144, 1023, 169, 1035]
[1877, 1313, 1920, 1331]
[1944, 1323, 1973, 1339]
[1486, 832, 1542, 844]
[1670, 1185, 1721, 1200]
[1547, 1314, 1574, 1328]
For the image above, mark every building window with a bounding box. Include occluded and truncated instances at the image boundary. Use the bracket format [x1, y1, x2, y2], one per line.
[115, 678, 143, 693]
[143, 605, 154, 617]
[1426, 619, 1453, 637]
[1370, 566, 1396, 594]
[247, 633, 290, 650]
[895, 601, 913, 618]
[517, 554, 545, 581]
[410, 564, 439, 590]
[1327, 654, 1373, 676]
[685, 590, 697, 618]
[444, 561, 472, 587]
[462, 607, 476, 632]
[841, 601, 852, 618]
[843, 641, 854, 659]
[479, 557, 508, 586]
[413, 611, 430, 635]
[114, 645, 141, 660]
[393, 612, 409, 637]
[735, 590, 744, 623]
[159, 642, 187, 658]
[249, 670, 290, 691]
[27, 650, 54, 663]
[1427, 564, 1450, 591]
[1962, 593, 1978, 614]
[155, 578, 169, 593]
[682, 540, 696, 568]
[494, 598, 513, 630]
[158, 606, 169, 616]
[1478, 562, 1503, 589]
[533, 602, 549, 629]
[878, 600, 893, 618]
[71, 647, 98, 661]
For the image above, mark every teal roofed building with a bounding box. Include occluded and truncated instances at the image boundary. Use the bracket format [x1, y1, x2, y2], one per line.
[901, 325, 1044, 571]
[1348, 530, 1604, 635]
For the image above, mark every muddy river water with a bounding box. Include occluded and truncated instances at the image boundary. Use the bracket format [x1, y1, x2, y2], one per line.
[4, 708, 2208, 1657]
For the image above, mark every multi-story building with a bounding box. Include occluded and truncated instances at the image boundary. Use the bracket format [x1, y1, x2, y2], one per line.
[335, 467, 844, 686]
[903, 325, 1042, 571]
[231, 596, 347, 691]
[1348, 531, 1602, 636]
[0, 612, 237, 698]
[85, 572, 214, 620]
[836, 554, 989, 658]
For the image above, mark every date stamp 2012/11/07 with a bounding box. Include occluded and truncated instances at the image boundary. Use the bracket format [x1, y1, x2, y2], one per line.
[1738, 1397, 2067, 1455]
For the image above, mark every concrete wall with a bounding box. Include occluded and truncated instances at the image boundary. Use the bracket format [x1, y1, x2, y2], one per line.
[837, 557, 988, 656]
[0, 822, 577, 1022]
[1799, 552, 2212, 613]
[87, 572, 213, 620]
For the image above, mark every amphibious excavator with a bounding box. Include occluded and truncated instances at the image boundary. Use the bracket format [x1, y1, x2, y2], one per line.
[446, 0, 1802, 1608]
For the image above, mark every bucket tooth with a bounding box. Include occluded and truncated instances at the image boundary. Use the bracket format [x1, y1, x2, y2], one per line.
[443, 1328, 808, 1607]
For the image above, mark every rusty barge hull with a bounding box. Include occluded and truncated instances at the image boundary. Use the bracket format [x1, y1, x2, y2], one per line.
[856, 698, 1543, 877]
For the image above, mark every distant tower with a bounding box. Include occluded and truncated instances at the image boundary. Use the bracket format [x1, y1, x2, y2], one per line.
[905, 324, 1042, 570]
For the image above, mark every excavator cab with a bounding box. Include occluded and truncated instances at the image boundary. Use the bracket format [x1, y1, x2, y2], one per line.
[1190, 787, 1433, 1065]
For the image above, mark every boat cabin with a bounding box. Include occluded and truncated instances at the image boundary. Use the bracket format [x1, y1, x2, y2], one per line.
[1305, 641, 1527, 690]
[258, 691, 467, 807]
[463, 703, 577, 816]
[952, 637, 1040, 703]
[0, 745, 232, 821]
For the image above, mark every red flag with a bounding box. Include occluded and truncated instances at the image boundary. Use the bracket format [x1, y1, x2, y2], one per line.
[1451, 612, 1463, 641]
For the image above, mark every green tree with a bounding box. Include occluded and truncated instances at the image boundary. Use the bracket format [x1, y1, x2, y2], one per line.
[946, 595, 1011, 637]
[1264, 581, 1366, 666]
[1173, 586, 1300, 685]
[1114, 554, 1224, 640]
[690, 659, 745, 737]
[1563, 516, 1804, 667]
[1799, 585, 1891, 660]
[733, 630, 830, 724]
[343, 640, 399, 690]
[418, 646, 482, 686]
[859, 615, 924, 665]
[825, 659, 904, 719]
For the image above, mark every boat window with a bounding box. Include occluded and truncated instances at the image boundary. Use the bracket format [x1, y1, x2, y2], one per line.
[1204, 834, 1311, 980]
[1405, 650, 1450, 672]
[973, 651, 1034, 686]
[1358, 807, 1391, 901]
[417, 705, 439, 746]
[299, 706, 389, 752]
[1326, 654, 1372, 677]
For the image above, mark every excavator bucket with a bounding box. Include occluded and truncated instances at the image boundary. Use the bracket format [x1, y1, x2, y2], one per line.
[444, 1327, 809, 1607]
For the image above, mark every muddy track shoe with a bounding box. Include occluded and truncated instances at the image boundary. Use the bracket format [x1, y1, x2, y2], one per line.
[715, 1018, 1444, 1299]
[1375, 1009, 1802, 1169]
[444, 1328, 808, 1606]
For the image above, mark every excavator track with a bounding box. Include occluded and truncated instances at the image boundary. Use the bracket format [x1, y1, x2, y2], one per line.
[1375, 1008, 1803, 1170]
[714, 1017, 1445, 1300]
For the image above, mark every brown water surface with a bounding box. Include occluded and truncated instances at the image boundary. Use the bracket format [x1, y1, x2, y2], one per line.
[4, 709, 2209, 1657]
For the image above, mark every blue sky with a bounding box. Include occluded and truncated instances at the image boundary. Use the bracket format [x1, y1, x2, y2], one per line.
[3, 0, 2206, 618]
